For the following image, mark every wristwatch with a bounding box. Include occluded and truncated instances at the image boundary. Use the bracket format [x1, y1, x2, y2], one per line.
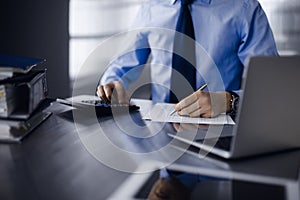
[228, 91, 239, 117]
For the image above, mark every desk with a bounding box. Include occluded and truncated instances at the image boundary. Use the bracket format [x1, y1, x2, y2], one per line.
[0, 99, 299, 200]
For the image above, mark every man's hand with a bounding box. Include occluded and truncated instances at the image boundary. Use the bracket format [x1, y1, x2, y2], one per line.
[174, 91, 231, 118]
[96, 81, 129, 104]
[172, 123, 209, 132]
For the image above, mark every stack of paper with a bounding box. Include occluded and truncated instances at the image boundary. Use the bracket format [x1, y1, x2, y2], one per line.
[0, 84, 16, 117]
[0, 72, 13, 80]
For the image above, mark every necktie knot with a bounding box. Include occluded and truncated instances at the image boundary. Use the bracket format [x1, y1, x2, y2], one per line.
[181, 0, 194, 5]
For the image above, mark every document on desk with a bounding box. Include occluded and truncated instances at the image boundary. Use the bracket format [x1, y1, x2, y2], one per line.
[142, 103, 235, 125]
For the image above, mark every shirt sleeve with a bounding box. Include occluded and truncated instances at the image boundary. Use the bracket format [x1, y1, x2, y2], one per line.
[237, 0, 278, 66]
[233, 0, 278, 97]
[100, 44, 150, 89]
[99, 2, 151, 89]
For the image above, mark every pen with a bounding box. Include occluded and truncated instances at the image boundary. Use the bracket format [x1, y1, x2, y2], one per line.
[169, 83, 208, 116]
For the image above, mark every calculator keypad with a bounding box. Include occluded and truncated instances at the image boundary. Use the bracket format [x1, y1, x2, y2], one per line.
[80, 100, 139, 115]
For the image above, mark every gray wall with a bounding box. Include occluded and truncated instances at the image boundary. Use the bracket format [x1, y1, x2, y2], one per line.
[0, 0, 70, 98]
[1, 0, 299, 98]
[259, 0, 300, 55]
[69, 0, 142, 95]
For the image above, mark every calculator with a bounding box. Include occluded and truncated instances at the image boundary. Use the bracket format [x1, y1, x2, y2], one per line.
[56, 98, 140, 116]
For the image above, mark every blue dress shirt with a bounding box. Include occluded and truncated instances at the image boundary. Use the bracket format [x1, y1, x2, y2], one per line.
[100, 0, 278, 102]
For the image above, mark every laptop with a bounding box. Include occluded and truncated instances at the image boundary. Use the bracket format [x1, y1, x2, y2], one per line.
[168, 56, 300, 159]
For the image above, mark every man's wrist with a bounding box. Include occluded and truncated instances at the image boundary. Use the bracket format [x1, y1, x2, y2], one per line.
[226, 92, 232, 113]
[227, 91, 239, 115]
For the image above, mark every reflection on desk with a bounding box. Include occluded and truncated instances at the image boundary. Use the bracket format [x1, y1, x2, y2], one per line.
[110, 161, 292, 200]
[144, 169, 285, 200]
[0, 99, 299, 200]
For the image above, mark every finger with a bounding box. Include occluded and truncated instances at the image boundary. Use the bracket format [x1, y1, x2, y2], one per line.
[190, 92, 213, 117]
[96, 86, 101, 97]
[172, 123, 180, 132]
[197, 124, 209, 129]
[177, 91, 209, 115]
[201, 112, 213, 118]
[189, 105, 208, 117]
[114, 81, 128, 104]
[179, 123, 199, 131]
[189, 105, 212, 118]
[103, 83, 114, 102]
[97, 85, 110, 103]
[175, 92, 198, 111]
[188, 108, 204, 118]
[178, 100, 202, 116]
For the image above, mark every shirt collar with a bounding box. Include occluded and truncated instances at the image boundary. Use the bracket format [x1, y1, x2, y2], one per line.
[170, 0, 212, 5]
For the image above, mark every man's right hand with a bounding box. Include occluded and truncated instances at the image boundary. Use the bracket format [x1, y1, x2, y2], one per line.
[96, 81, 129, 104]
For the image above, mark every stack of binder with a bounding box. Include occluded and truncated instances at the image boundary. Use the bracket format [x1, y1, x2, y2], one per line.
[0, 54, 51, 143]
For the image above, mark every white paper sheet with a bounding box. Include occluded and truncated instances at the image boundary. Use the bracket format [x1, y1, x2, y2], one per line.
[142, 103, 235, 125]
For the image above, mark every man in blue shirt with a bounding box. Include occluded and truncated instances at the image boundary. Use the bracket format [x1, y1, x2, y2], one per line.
[97, 0, 278, 118]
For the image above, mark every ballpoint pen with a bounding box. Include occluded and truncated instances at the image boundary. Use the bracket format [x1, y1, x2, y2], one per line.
[169, 83, 208, 116]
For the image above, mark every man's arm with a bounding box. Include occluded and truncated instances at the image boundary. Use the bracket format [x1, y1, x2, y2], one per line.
[174, 1, 278, 118]
[97, 1, 151, 103]
[98, 46, 150, 103]
[238, 0, 278, 63]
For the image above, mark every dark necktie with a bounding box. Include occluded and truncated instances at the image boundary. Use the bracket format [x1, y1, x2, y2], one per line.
[169, 0, 196, 103]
